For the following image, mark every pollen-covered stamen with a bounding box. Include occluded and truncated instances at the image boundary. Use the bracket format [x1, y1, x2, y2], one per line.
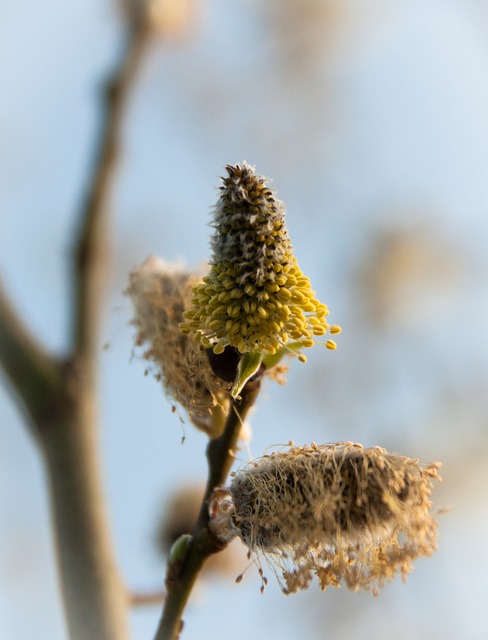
[180, 163, 340, 360]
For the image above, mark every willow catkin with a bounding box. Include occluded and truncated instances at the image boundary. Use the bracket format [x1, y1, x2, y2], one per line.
[180, 162, 340, 356]
[127, 256, 230, 437]
[210, 442, 441, 595]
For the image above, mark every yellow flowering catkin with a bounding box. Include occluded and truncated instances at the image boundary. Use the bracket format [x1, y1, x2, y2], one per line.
[181, 162, 339, 356]
[127, 256, 230, 437]
[209, 442, 441, 595]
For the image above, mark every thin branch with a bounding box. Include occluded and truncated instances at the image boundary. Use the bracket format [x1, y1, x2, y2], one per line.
[129, 590, 166, 607]
[153, 380, 261, 640]
[0, 8, 151, 424]
[0, 281, 62, 431]
[72, 6, 150, 360]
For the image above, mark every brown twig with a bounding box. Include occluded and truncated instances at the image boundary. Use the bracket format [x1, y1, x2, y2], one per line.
[153, 381, 261, 640]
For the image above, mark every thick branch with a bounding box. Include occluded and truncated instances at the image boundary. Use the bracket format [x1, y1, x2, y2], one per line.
[41, 389, 129, 640]
[154, 381, 261, 640]
[0, 8, 151, 640]
[39, 11, 152, 640]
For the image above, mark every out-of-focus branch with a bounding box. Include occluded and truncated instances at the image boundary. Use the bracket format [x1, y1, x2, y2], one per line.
[129, 589, 166, 607]
[0, 282, 62, 431]
[39, 9, 152, 640]
[0, 5, 152, 640]
[72, 5, 150, 362]
[153, 381, 261, 640]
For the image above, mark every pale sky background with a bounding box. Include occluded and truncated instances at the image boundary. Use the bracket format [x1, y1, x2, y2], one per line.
[1, 1, 488, 639]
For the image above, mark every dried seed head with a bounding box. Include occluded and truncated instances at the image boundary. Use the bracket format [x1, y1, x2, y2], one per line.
[210, 442, 442, 594]
[127, 256, 230, 436]
[180, 163, 339, 358]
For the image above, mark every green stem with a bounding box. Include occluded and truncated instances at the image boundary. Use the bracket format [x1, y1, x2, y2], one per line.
[154, 381, 261, 640]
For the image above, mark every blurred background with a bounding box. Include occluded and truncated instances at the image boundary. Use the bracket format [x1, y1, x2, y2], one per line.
[1, 0, 488, 638]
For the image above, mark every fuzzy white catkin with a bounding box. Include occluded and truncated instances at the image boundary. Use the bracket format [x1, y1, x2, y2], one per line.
[127, 256, 230, 436]
[210, 442, 441, 594]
